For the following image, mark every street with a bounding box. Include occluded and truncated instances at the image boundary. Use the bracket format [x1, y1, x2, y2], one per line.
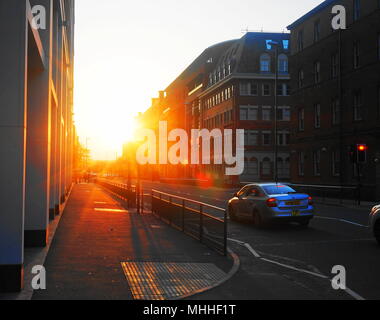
[138, 180, 380, 300]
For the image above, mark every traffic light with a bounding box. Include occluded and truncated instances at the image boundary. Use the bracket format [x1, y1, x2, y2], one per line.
[356, 144, 367, 163]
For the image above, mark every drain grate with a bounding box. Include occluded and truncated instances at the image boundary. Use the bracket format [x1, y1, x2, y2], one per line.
[121, 262, 226, 300]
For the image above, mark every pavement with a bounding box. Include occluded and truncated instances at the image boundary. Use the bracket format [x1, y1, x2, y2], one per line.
[31, 183, 234, 300]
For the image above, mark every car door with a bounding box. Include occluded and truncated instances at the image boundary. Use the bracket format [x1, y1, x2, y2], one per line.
[238, 186, 261, 217]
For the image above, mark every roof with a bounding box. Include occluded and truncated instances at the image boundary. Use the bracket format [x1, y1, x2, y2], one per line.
[287, 0, 337, 30]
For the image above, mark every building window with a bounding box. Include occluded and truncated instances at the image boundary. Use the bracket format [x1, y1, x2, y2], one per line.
[298, 152, 305, 176]
[298, 69, 304, 88]
[262, 84, 271, 96]
[262, 158, 272, 175]
[245, 131, 259, 146]
[298, 108, 305, 131]
[353, 0, 361, 21]
[332, 150, 340, 177]
[278, 54, 288, 73]
[262, 106, 272, 121]
[314, 20, 320, 43]
[247, 158, 259, 176]
[277, 84, 290, 96]
[277, 130, 290, 146]
[353, 91, 363, 121]
[314, 61, 321, 84]
[313, 150, 321, 176]
[262, 132, 271, 146]
[240, 106, 258, 121]
[240, 82, 250, 96]
[250, 82, 258, 95]
[353, 42, 360, 69]
[332, 98, 340, 125]
[297, 30, 304, 51]
[260, 53, 271, 72]
[277, 106, 291, 121]
[314, 104, 321, 128]
[282, 40, 289, 50]
[331, 53, 338, 78]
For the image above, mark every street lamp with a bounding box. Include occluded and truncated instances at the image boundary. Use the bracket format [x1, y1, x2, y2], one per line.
[268, 41, 279, 184]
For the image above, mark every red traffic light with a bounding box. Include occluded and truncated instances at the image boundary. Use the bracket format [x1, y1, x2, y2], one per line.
[357, 144, 367, 152]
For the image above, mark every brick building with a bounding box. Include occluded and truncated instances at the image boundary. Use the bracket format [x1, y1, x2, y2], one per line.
[287, 0, 380, 200]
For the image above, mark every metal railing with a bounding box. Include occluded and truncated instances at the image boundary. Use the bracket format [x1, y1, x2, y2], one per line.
[151, 189, 228, 256]
[95, 179, 137, 208]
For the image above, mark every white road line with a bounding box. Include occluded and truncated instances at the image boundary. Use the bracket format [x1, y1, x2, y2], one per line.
[315, 216, 368, 228]
[260, 258, 328, 279]
[244, 243, 261, 258]
[343, 286, 366, 301]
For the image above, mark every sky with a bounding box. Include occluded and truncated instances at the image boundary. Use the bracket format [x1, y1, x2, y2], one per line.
[74, 0, 323, 160]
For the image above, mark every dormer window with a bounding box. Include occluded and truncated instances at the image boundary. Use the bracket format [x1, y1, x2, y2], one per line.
[260, 53, 271, 72]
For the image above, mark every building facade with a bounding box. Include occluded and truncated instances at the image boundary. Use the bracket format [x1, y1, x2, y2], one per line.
[288, 0, 380, 200]
[0, 0, 75, 292]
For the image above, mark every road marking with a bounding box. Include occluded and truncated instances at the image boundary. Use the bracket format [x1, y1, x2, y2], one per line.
[229, 237, 366, 300]
[94, 201, 107, 204]
[260, 258, 328, 279]
[315, 216, 368, 228]
[94, 208, 128, 213]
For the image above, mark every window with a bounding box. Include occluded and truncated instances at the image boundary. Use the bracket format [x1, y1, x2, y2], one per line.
[298, 108, 305, 131]
[277, 130, 290, 146]
[262, 84, 271, 96]
[260, 54, 271, 72]
[277, 83, 290, 96]
[332, 98, 340, 125]
[278, 54, 288, 73]
[298, 152, 305, 176]
[331, 53, 338, 78]
[240, 82, 249, 96]
[353, 42, 360, 69]
[262, 132, 271, 146]
[313, 150, 321, 176]
[314, 104, 321, 128]
[277, 106, 291, 121]
[250, 82, 258, 95]
[314, 61, 321, 84]
[240, 106, 258, 120]
[248, 158, 259, 176]
[298, 30, 304, 51]
[298, 69, 304, 88]
[245, 131, 259, 146]
[353, 91, 363, 121]
[332, 150, 340, 177]
[353, 0, 361, 21]
[262, 158, 272, 175]
[282, 40, 289, 50]
[262, 107, 272, 121]
[314, 20, 320, 43]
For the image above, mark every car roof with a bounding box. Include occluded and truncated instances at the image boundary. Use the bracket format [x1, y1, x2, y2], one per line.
[242, 183, 290, 188]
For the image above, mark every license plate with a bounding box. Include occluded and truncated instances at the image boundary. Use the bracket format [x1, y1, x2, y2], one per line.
[292, 210, 300, 216]
[286, 201, 300, 206]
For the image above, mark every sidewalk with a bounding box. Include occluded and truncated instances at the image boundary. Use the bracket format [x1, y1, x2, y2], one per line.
[32, 183, 234, 300]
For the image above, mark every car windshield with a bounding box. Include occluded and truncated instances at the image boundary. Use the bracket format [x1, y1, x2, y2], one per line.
[262, 185, 296, 195]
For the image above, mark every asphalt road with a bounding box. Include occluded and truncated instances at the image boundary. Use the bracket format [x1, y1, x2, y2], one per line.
[135, 180, 380, 300]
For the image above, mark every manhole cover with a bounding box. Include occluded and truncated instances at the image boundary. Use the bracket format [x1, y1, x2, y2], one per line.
[121, 262, 226, 300]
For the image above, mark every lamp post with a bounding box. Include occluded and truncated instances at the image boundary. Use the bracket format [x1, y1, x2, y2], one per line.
[268, 41, 279, 184]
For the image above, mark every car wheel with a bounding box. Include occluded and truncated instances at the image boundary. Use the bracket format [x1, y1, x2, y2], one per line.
[229, 206, 238, 222]
[252, 210, 263, 227]
[299, 218, 310, 227]
[375, 221, 380, 245]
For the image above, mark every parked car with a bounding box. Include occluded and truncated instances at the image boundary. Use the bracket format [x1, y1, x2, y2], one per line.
[228, 183, 315, 227]
[369, 205, 380, 245]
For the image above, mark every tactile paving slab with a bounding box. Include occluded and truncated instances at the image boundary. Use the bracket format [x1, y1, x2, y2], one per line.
[121, 262, 227, 300]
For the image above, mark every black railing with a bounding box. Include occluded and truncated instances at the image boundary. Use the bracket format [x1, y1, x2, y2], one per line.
[151, 189, 228, 256]
[95, 179, 136, 208]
